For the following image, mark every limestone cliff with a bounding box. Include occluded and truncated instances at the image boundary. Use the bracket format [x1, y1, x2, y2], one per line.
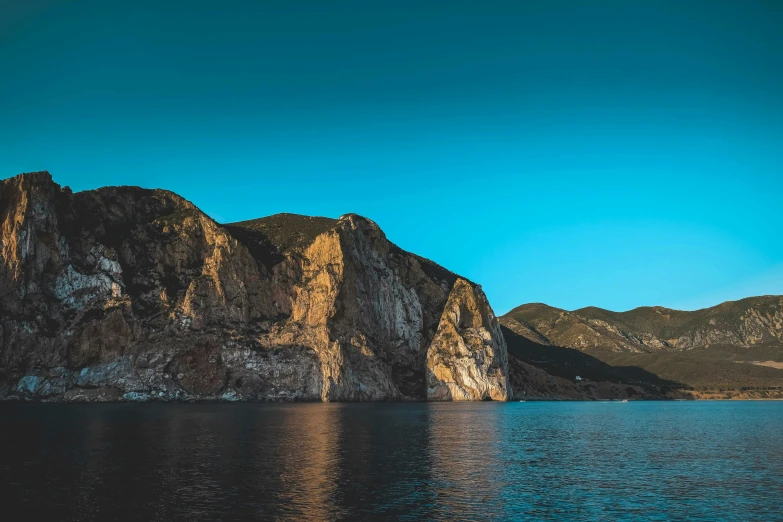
[0, 171, 511, 402]
[426, 279, 510, 400]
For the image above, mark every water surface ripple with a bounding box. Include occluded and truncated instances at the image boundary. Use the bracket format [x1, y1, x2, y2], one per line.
[1, 401, 782, 521]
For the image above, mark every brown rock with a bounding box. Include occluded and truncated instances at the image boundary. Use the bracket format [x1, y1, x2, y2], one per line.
[426, 279, 511, 401]
[0, 172, 512, 402]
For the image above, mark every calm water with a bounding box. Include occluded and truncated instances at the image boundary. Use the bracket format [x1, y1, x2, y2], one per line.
[1, 402, 782, 521]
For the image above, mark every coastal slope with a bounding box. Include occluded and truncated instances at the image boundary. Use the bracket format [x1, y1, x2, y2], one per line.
[501, 298, 783, 398]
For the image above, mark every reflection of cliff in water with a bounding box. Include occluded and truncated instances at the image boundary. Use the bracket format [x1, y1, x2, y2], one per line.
[427, 403, 510, 519]
[2, 403, 783, 520]
[328, 404, 436, 519]
[274, 404, 341, 520]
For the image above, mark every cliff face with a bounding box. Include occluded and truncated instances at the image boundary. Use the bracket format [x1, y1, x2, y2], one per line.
[426, 279, 510, 400]
[0, 172, 511, 402]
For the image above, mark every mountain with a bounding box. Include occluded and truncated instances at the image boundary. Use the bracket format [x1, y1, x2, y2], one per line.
[5, 171, 761, 402]
[501, 298, 783, 398]
[0, 171, 511, 402]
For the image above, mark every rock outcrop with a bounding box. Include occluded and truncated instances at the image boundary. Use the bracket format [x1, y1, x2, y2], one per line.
[0, 171, 511, 402]
[426, 279, 510, 400]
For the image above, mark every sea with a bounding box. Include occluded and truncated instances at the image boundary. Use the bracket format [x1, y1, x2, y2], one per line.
[1, 401, 782, 521]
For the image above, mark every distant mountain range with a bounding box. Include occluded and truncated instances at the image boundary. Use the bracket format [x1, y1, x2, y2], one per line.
[501, 297, 783, 398]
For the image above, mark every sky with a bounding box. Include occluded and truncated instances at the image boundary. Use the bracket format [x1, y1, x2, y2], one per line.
[2, 0, 782, 314]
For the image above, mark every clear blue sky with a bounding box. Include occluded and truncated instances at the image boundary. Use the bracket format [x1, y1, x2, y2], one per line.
[2, 0, 782, 314]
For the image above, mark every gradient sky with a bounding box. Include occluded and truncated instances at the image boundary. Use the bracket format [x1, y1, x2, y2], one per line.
[2, 0, 782, 314]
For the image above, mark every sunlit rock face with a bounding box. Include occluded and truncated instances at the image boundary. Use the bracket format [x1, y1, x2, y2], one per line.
[0, 172, 511, 402]
[426, 279, 511, 401]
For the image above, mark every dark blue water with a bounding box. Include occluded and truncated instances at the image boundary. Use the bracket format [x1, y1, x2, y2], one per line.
[1, 402, 782, 521]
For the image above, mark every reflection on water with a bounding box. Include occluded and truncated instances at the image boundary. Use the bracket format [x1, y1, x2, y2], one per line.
[1, 402, 782, 521]
[428, 404, 507, 518]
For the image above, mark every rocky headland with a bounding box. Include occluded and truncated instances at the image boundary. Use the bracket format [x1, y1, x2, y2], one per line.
[1, 172, 514, 402]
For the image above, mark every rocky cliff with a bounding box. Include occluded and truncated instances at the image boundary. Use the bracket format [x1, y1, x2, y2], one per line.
[0, 171, 511, 402]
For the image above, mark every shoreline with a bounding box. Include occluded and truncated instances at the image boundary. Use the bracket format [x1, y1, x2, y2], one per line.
[3, 397, 783, 404]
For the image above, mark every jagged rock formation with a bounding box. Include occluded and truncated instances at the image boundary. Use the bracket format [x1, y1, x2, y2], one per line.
[502, 298, 783, 395]
[0, 171, 511, 402]
[426, 279, 510, 401]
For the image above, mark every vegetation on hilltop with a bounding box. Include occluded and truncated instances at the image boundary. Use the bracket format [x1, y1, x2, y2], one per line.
[501, 296, 783, 393]
[224, 213, 338, 254]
